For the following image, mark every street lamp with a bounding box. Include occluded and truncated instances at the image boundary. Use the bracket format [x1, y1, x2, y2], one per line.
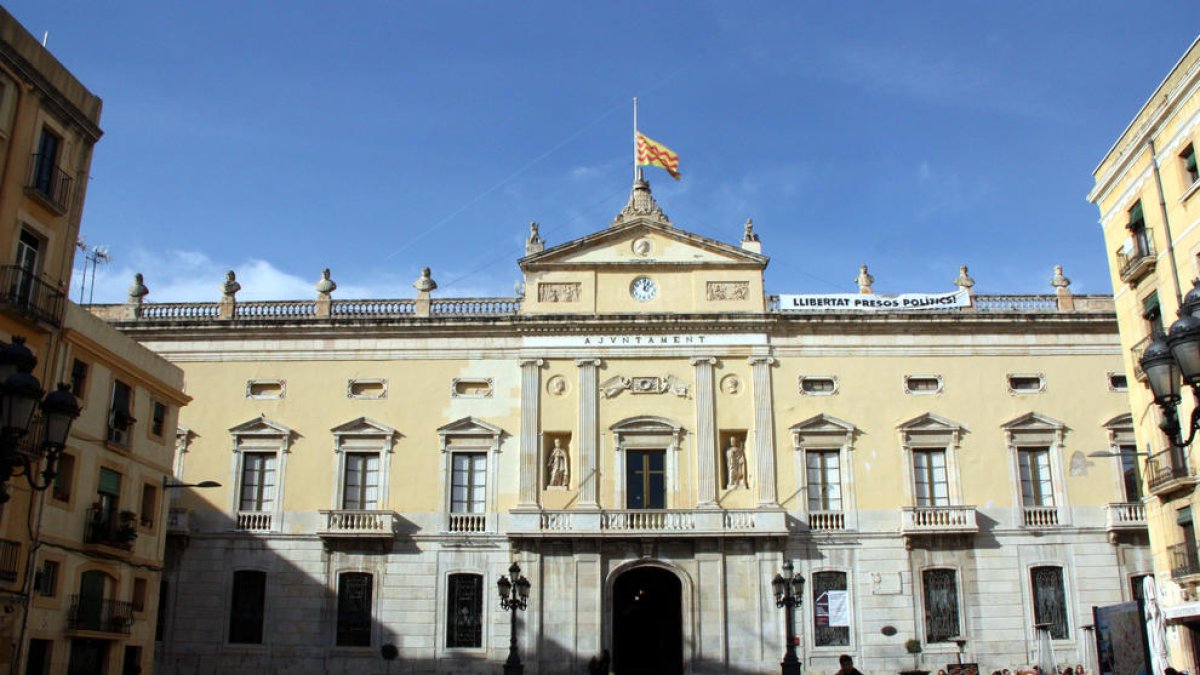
[162, 479, 222, 489]
[1140, 281, 1200, 454]
[497, 561, 531, 675]
[772, 559, 805, 675]
[0, 336, 80, 503]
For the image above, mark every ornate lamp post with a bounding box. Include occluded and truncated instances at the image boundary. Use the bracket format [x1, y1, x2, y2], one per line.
[1140, 281, 1200, 454]
[497, 561, 531, 675]
[0, 336, 80, 503]
[772, 559, 805, 675]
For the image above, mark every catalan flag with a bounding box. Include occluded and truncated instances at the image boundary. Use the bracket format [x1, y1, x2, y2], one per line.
[636, 132, 681, 180]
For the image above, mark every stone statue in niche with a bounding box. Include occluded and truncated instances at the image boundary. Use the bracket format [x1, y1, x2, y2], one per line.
[725, 436, 748, 489]
[547, 438, 569, 487]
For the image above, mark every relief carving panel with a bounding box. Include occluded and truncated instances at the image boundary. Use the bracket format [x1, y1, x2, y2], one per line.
[538, 283, 581, 303]
[706, 281, 749, 301]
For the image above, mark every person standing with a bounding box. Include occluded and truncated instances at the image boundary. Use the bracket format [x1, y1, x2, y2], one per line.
[838, 654, 864, 675]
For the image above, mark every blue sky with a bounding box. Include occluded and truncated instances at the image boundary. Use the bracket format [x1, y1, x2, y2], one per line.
[9, 2, 1200, 303]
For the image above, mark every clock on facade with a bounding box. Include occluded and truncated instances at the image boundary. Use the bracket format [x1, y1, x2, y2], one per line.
[630, 276, 657, 302]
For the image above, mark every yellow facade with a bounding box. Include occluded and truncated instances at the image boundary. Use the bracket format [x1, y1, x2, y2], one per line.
[1089, 35, 1200, 674]
[0, 8, 188, 675]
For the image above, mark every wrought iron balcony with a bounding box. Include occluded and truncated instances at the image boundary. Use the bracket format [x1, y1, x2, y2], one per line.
[83, 509, 136, 550]
[317, 509, 396, 538]
[1171, 543, 1200, 581]
[25, 152, 73, 215]
[0, 539, 19, 582]
[509, 508, 788, 537]
[0, 265, 65, 328]
[1131, 334, 1151, 382]
[901, 505, 979, 535]
[67, 595, 133, 635]
[1116, 229, 1157, 284]
[1146, 447, 1199, 496]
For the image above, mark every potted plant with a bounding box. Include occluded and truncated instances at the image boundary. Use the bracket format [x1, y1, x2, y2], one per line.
[900, 638, 930, 675]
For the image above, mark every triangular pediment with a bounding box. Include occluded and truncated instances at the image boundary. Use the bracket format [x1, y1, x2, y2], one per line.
[791, 414, 857, 435]
[331, 416, 396, 438]
[897, 413, 963, 433]
[520, 220, 767, 271]
[229, 415, 291, 437]
[437, 416, 504, 438]
[1001, 412, 1065, 432]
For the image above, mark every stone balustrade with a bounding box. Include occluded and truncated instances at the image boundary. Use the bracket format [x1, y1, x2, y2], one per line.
[1022, 505, 1061, 528]
[236, 510, 273, 532]
[513, 508, 787, 537]
[318, 509, 396, 537]
[1105, 502, 1147, 530]
[900, 505, 978, 534]
[807, 510, 846, 531]
[447, 513, 488, 533]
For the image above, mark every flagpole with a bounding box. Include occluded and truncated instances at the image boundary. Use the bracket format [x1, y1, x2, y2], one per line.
[632, 96, 638, 183]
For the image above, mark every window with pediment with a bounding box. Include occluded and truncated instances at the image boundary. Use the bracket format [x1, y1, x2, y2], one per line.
[898, 414, 965, 507]
[331, 418, 396, 511]
[610, 417, 685, 510]
[1104, 414, 1141, 502]
[438, 417, 505, 532]
[229, 416, 292, 532]
[792, 415, 858, 530]
[1003, 413, 1068, 527]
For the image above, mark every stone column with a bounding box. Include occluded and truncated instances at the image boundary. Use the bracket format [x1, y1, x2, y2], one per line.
[518, 359, 544, 508]
[749, 356, 778, 507]
[576, 359, 602, 509]
[691, 357, 718, 507]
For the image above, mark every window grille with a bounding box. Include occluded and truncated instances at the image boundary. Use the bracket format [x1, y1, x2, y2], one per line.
[1031, 566, 1068, 639]
[922, 568, 960, 642]
[336, 573, 372, 647]
[812, 571, 849, 647]
[447, 573, 483, 648]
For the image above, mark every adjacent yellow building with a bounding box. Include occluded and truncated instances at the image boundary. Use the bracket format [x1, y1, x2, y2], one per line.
[101, 175, 1150, 675]
[0, 8, 188, 675]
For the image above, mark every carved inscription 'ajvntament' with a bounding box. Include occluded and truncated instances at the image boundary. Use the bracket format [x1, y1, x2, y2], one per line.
[707, 281, 749, 301]
[538, 283, 581, 303]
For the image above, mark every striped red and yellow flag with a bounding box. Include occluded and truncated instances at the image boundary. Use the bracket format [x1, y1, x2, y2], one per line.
[636, 132, 681, 180]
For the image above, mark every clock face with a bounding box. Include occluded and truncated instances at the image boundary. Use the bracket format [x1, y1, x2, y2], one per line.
[631, 276, 657, 302]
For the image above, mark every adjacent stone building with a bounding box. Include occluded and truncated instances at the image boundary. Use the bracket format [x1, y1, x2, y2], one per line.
[96, 176, 1151, 674]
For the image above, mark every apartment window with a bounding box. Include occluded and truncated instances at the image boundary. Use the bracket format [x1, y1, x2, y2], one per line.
[140, 484, 158, 528]
[13, 229, 40, 305]
[1143, 293, 1164, 338]
[239, 453, 276, 511]
[25, 639, 50, 675]
[1183, 144, 1199, 186]
[1120, 444, 1143, 502]
[1179, 507, 1198, 576]
[905, 375, 942, 395]
[806, 450, 842, 511]
[151, 402, 167, 438]
[35, 559, 58, 597]
[228, 570, 266, 644]
[70, 359, 89, 403]
[155, 579, 168, 642]
[922, 568, 960, 643]
[451, 453, 486, 514]
[1128, 200, 1149, 252]
[31, 128, 61, 197]
[342, 453, 380, 510]
[107, 380, 134, 447]
[1131, 573, 1153, 605]
[97, 468, 121, 527]
[52, 453, 74, 502]
[446, 573, 483, 648]
[336, 572, 372, 647]
[132, 577, 148, 613]
[626, 450, 666, 509]
[913, 449, 949, 507]
[812, 571, 849, 647]
[1018, 448, 1055, 507]
[1031, 566, 1069, 639]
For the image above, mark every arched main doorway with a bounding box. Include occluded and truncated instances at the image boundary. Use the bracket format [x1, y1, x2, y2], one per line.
[612, 566, 683, 675]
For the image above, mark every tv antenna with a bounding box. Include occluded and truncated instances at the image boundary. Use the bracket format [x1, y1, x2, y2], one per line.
[75, 239, 110, 305]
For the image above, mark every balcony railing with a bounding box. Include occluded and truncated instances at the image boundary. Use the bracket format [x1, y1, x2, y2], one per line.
[807, 510, 847, 531]
[447, 513, 487, 533]
[1131, 334, 1152, 382]
[513, 508, 788, 537]
[1146, 447, 1199, 496]
[1116, 229, 1157, 283]
[1170, 543, 1200, 580]
[67, 595, 133, 635]
[1023, 505, 1061, 528]
[235, 510, 273, 532]
[1105, 502, 1147, 531]
[901, 506, 979, 535]
[25, 152, 73, 214]
[83, 509, 136, 550]
[318, 510, 395, 537]
[0, 539, 19, 582]
[0, 265, 65, 328]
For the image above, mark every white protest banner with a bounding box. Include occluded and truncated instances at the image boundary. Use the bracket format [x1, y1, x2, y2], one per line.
[779, 289, 969, 312]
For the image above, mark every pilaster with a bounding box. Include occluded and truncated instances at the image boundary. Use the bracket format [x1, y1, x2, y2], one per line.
[518, 359, 545, 508]
[691, 357, 718, 507]
[576, 358, 602, 509]
[749, 356, 778, 506]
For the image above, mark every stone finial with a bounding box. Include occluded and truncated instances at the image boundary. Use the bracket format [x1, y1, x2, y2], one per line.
[413, 267, 437, 293]
[740, 218, 762, 254]
[954, 265, 975, 291]
[1052, 264, 1074, 311]
[856, 264, 875, 294]
[610, 172, 671, 228]
[1050, 265, 1070, 289]
[127, 273, 148, 303]
[315, 268, 337, 295]
[526, 222, 545, 255]
[514, 279, 526, 298]
[221, 270, 241, 299]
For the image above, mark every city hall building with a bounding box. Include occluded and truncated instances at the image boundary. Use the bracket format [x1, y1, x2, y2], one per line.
[97, 178, 1151, 674]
